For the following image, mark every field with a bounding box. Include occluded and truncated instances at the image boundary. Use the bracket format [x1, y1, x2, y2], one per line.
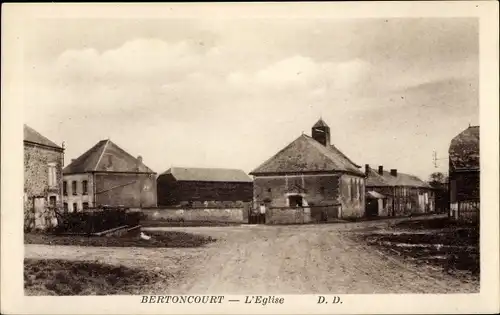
[25, 230, 216, 248]
[24, 259, 173, 295]
[352, 217, 479, 279]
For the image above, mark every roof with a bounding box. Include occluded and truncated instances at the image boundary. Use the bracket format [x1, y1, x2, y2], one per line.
[250, 134, 364, 176]
[160, 167, 253, 183]
[63, 139, 155, 174]
[23, 124, 62, 150]
[365, 166, 431, 188]
[312, 118, 329, 128]
[449, 126, 479, 171]
[366, 191, 386, 199]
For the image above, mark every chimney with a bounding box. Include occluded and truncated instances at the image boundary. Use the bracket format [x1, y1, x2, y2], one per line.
[390, 169, 398, 177]
[378, 165, 383, 175]
[136, 155, 143, 171]
[365, 164, 371, 176]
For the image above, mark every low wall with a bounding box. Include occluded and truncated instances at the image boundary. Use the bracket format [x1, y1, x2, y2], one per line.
[266, 206, 340, 225]
[266, 207, 311, 225]
[141, 207, 246, 224]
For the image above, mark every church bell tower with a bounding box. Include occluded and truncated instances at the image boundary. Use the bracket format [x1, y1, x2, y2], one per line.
[311, 118, 331, 147]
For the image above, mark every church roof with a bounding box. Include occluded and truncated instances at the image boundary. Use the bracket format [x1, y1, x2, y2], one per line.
[449, 126, 479, 171]
[63, 139, 155, 174]
[250, 134, 364, 176]
[23, 124, 62, 150]
[160, 167, 252, 183]
[312, 118, 329, 128]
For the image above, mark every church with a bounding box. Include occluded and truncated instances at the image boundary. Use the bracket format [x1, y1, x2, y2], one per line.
[250, 119, 366, 224]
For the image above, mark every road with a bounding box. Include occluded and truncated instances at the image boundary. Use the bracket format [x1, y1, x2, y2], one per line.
[25, 220, 478, 294]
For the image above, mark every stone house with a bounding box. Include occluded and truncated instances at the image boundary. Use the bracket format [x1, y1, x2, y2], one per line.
[250, 119, 366, 224]
[365, 164, 435, 217]
[449, 125, 479, 223]
[24, 125, 65, 231]
[156, 167, 253, 207]
[63, 139, 157, 211]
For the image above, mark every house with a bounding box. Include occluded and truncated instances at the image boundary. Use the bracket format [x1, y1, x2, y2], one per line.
[63, 139, 157, 211]
[249, 119, 366, 224]
[156, 167, 253, 207]
[365, 164, 435, 217]
[449, 125, 479, 223]
[24, 124, 65, 231]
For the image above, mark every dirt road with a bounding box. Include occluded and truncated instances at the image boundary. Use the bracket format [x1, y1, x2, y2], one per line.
[25, 221, 479, 294]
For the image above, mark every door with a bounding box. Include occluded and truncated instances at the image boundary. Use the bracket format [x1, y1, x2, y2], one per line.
[366, 199, 378, 217]
[33, 197, 46, 230]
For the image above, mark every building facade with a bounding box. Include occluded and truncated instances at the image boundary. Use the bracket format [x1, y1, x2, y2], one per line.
[156, 167, 253, 207]
[250, 119, 366, 224]
[63, 139, 157, 211]
[24, 125, 65, 231]
[449, 125, 479, 223]
[365, 164, 435, 217]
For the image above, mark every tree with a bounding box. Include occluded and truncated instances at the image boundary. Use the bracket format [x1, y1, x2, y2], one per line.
[428, 172, 448, 189]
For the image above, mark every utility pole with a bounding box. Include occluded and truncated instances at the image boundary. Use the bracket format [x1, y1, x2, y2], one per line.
[433, 150, 447, 169]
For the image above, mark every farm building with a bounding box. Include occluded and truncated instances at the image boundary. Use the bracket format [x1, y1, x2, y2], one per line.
[63, 139, 157, 211]
[250, 119, 366, 224]
[449, 125, 479, 223]
[24, 124, 65, 231]
[364, 164, 435, 217]
[156, 167, 253, 207]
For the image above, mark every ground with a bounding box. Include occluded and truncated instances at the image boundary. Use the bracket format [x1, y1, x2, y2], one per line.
[24, 216, 479, 295]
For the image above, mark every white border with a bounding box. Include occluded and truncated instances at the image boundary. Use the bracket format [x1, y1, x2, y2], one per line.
[1, 2, 499, 314]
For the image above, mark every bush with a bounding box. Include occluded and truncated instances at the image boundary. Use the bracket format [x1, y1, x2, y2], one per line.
[54, 207, 145, 235]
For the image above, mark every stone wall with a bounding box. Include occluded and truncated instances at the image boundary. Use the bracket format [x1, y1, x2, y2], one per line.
[24, 143, 64, 231]
[141, 207, 246, 224]
[253, 174, 340, 208]
[338, 174, 365, 218]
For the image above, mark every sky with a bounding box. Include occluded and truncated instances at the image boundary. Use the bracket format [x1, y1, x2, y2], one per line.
[23, 17, 479, 180]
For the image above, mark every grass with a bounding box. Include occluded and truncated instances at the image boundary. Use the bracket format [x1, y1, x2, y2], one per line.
[24, 258, 171, 295]
[141, 220, 242, 227]
[25, 230, 216, 248]
[356, 217, 479, 277]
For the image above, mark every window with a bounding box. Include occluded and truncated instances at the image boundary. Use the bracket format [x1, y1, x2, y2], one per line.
[73, 203, 78, 212]
[49, 196, 57, 208]
[350, 179, 355, 201]
[63, 181, 67, 195]
[63, 202, 68, 212]
[72, 181, 77, 195]
[267, 188, 271, 193]
[288, 195, 303, 207]
[83, 202, 89, 210]
[82, 180, 88, 195]
[320, 186, 325, 194]
[47, 163, 57, 188]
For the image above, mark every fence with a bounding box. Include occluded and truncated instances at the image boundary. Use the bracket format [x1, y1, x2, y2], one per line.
[457, 200, 480, 224]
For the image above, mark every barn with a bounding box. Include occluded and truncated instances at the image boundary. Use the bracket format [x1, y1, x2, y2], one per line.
[250, 119, 366, 224]
[63, 139, 157, 211]
[156, 167, 253, 207]
[449, 125, 479, 223]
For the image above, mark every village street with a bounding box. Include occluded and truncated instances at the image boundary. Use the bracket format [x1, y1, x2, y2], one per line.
[25, 220, 478, 294]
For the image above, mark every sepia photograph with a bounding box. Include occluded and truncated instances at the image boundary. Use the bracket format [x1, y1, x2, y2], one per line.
[1, 2, 499, 315]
